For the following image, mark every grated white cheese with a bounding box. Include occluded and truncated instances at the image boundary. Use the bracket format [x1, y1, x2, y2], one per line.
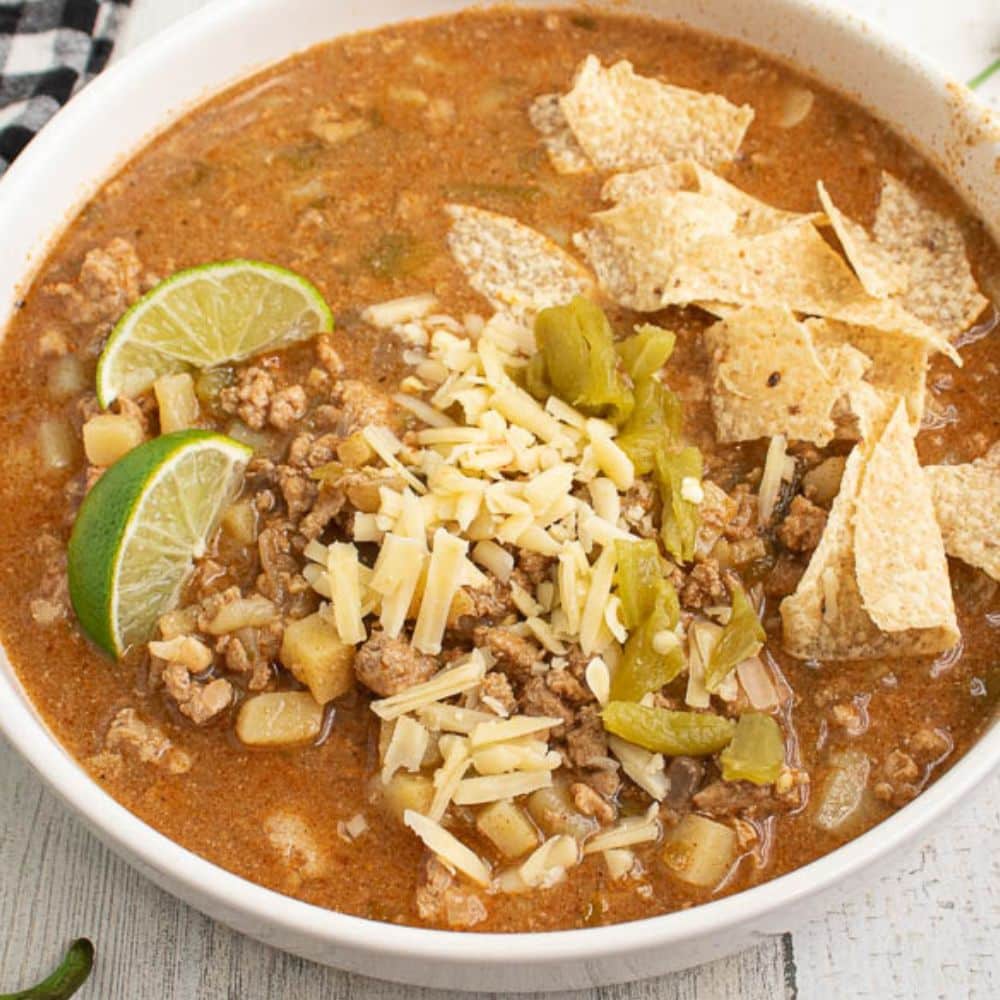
[583, 805, 661, 854]
[607, 735, 670, 801]
[370, 651, 487, 720]
[586, 419, 634, 490]
[471, 540, 514, 582]
[412, 529, 469, 654]
[328, 543, 367, 646]
[680, 476, 704, 504]
[452, 769, 553, 805]
[469, 715, 564, 749]
[418, 703, 495, 734]
[392, 392, 456, 429]
[580, 544, 618, 654]
[403, 809, 491, 887]
[585, 657, 611, 706]
[758, 433, 788, 523]
[518, 834, 580, 889]
[429, 733, 472, 821]
[362, 293, 439, 329]
[381, 716, 430, 784]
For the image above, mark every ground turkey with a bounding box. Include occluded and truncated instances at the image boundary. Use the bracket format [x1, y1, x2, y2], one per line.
[354, 630, 437, 696]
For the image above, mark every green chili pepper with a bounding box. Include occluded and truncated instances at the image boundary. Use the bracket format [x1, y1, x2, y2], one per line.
[617, 378, 683, 474]
[720, 713, 785, 785]
[0, 939, 94, 1000]
[532, 297, 634, 423]
[654, 446, 702, 564]
[602, 702, 736, 756]
[704, 584, 766, 693]
[615, 324, 676, 382]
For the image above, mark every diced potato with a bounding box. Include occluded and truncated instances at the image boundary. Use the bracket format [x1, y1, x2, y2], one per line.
[813, 748, 873, 834]
[154, 372, 200, 433]
[476, 800, 539, 859]
[47, 355, 87, 399]
[220, 498, 258, 546]
[236, 691, 323, 747]
[204, 594, 278, 635]
[337, 431, 376, 468]
[280, 613, 355, 705]
[661, 814, 737, 888]
[526, 784, 597, 842]
[82, 413, 144, 466]
[38, 417, 81, 470]
[381, 773, 434, 823]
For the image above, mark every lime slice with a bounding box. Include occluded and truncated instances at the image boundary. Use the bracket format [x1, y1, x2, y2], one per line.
[67, 430, 252, 657]
[96, 259, 333, 407]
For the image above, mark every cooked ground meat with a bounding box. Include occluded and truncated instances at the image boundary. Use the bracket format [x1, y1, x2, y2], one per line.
[479, 671, 517, 715]
[681, 559, 727, 609]
[693, 780, 780, 818]
[354, 630, 437, 696]
[97, 707, 192, 774]
[473, 626, 541, 680]
[519, 675, 575, 731]
[571, 781, 616, 824]
[415, 856, 487, 929]
[777, 495, 828, 553]
[49, 238, 144, 327]
[564, 706, 609, 767]
[545, 667, 592, 705]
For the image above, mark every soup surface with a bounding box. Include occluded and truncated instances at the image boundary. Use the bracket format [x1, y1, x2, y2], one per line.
[0, 7, 997, 932]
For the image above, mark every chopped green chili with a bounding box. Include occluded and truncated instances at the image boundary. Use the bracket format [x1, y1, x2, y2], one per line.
[602, 702, 736, 756]
[654, 446, 702, 564]
[720, 713, 785, 785]
[704, 584, 766, 693]
[532, 297, 634, 423]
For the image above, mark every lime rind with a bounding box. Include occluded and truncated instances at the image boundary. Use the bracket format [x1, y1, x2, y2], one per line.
[68, 431, 252, 657]
[96, 259, 333, 407]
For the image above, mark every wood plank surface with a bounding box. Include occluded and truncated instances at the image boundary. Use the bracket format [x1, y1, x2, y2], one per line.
[2, 1, 997, 997]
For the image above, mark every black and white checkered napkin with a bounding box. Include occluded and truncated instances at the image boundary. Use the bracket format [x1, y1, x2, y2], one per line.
[0, 0, 131, 172]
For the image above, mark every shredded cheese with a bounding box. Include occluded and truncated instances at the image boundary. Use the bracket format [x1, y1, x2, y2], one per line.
[452, 769, 553, 805]
[380, 716, 430, 784]
[370, 652, 487, 720]
[403, 809, 491, 887]
[412, 529, 469, 654]
[328, 543, 367, 645]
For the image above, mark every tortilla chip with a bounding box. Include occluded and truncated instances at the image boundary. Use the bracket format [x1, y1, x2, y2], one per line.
[873, 172, 988, 340]
[528, 93, 592, 175]
[446, 204, 594, 320]
[605, 161, 816, 236]
[781, 401, 958, 659]
[705, 306, 850, 445]
[806, 317, 928, 430]
[925, 444, 1000, 581]
[854, 403, 958, 634]
[816, 181, 908, 298]
[574, 192, 737, 311]
[576, 185, 956, 360]
[559, 56, 754, 172]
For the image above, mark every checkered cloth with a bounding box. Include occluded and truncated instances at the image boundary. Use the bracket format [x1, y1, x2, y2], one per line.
[0, 0, 131, 171]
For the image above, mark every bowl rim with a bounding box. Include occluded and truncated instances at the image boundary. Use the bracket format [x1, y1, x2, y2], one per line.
[0, 0, 997, 969]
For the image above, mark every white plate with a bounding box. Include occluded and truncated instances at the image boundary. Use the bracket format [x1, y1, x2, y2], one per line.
[0, 0, 996, 992]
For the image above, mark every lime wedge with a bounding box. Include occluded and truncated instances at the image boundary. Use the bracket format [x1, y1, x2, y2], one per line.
[67, 431, 252, 657]
[96, 259, 333, 407]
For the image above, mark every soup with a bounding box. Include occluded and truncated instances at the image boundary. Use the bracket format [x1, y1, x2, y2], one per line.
[0, 6, 996, 932]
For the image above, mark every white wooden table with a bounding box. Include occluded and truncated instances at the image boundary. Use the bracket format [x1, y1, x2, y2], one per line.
[2, 2, 997, 997]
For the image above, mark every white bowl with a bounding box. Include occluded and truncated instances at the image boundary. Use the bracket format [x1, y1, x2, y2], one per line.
[0, 0, 996, 992]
